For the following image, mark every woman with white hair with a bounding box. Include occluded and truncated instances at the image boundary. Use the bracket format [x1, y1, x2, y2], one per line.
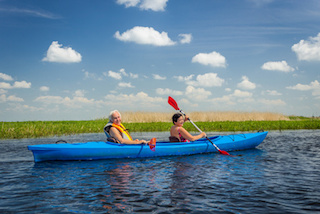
[104, 110, 147, 144]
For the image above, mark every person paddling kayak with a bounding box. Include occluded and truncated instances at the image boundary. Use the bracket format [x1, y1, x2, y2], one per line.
[104, 110, 147, 144]
[169, 113, 206, 142]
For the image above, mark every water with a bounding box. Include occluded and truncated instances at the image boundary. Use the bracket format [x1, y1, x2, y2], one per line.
[1, 130, 320, 213]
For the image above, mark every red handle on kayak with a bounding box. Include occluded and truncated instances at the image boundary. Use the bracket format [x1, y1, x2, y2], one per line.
[168, 96, 230, 156]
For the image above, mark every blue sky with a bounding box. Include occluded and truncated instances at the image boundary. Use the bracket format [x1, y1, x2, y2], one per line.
[1, 0, 320, 121]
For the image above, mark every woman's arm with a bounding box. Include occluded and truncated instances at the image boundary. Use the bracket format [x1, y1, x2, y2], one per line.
[109, 127, 146, 144]
[179, 127, 206, 142]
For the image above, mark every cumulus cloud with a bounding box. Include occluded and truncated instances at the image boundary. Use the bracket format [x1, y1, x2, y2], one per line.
[42, 41, 82, 63]
[0, 89, 7, 94]
[40, 86, 50, 92]
[187, 73, 225, 87]
[130, 73, 139, 78]
[108, 70, 122, 80]
[118, 82, 135, 88]
[0, 73, 13, 81]
[153, 74, 166, 80]
[0, 81, 31, 89]
[259, 99, 286, 106]
[105, 92, 165, 108]
[156, 88, 183, 96]
[292, 33, 320, 61]
[185, 85, 212, 100]
[174, 75, 194, 82]
[116, 0, 140, 8]
[264, 90, 282, 96]
[237, 76, 256, 90]
[116, 0, 168, 11]
[232, 89, 252, 98]
[13, 81, 31, 88]
[35, 95, 96, 108]
[0, 82, 12, 89]
[192, 51, 227, 68]
[211, 89, 253, 105]
[114, 26, 176, 46]
[179, 34, 192, 44]
[287, 80, 320, 97]
[0, 94, 24, 102]
[261, 60, 294, 72]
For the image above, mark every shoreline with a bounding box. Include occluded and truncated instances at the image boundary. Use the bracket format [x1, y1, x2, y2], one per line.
[1, 118, 320, 139]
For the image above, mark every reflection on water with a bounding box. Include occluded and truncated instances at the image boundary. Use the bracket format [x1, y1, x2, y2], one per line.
[1, 130, 320, 213]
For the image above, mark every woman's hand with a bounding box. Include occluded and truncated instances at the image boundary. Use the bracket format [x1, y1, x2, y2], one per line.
[201, 132, 206, 138]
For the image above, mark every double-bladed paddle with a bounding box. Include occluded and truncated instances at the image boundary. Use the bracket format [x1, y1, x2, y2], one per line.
[168, 96, 230, 156]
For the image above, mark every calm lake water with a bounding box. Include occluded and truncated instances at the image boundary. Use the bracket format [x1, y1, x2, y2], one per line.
[1, 130, 320, 213]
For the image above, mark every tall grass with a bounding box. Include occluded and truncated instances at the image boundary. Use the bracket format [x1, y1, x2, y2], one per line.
[119, 111, 289, 123]
[1, 112, 319, 139]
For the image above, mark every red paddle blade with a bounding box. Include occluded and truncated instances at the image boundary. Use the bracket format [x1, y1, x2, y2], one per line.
[168, 96, 180, 110]
[219, 150, 231, 156]
[149, 138, 156, 151]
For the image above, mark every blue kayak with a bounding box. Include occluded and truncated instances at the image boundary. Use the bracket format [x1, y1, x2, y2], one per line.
[28, 131, 268, 162]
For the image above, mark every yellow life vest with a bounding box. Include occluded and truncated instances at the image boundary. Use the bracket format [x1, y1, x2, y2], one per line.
[111, 123, 133, 141]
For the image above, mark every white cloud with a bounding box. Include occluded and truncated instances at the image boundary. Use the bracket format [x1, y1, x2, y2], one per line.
[116, 0, 140, 8]
[261, 60, 294, 72]
[292, 33, 320, 61]
[237, 76, 256, 90]
[259, 99, 286, 106]
[185, 85, 212, 100]
[210, 89, 252, 105]
[174, 75, 194, 82]
[74, 89, 85, 97]
[264, 90, 282, 96]
[0, 81, 31, 89]
[0, 7, 61, 19]
[179, 34, 192, 44]
[40, 86, 50, 92]
[211, 95, 236, 105]
[192, 51, 227, 68]
[287, 80, 319, 91]
[0, 94, 24, 102]
[42, 41, 82, 63]
[13, 81, 31, 88]
[0, 82, 12, 89]
[156, 88, 183, 96]
[0, 94, 5, 102]
[232, 89, 252, 98]
[153, 74, 166, 80]
[116, 0, 168, 11]
[105, 92, 165, 108]
[0, 89, 7, 94]
[114, 26, 176, 46]
[140, 0, 168, 11]
[187, 73, 225, 87]
[130, 73, 139, 78]
[108, 70, 122, 80]
[7, 95, 24, 102]
[35, 95, 96, 108]
[287, 80, 320, 97]
[119, 68, 128, 76]
[118, 82, 135, 88]
[0, 73, 13, 81]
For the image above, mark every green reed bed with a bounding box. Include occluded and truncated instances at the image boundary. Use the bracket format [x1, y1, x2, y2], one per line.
[1, 119, 320, 139]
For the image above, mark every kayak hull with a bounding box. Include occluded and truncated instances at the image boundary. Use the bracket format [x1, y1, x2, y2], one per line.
[28, 131, 268, 162]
